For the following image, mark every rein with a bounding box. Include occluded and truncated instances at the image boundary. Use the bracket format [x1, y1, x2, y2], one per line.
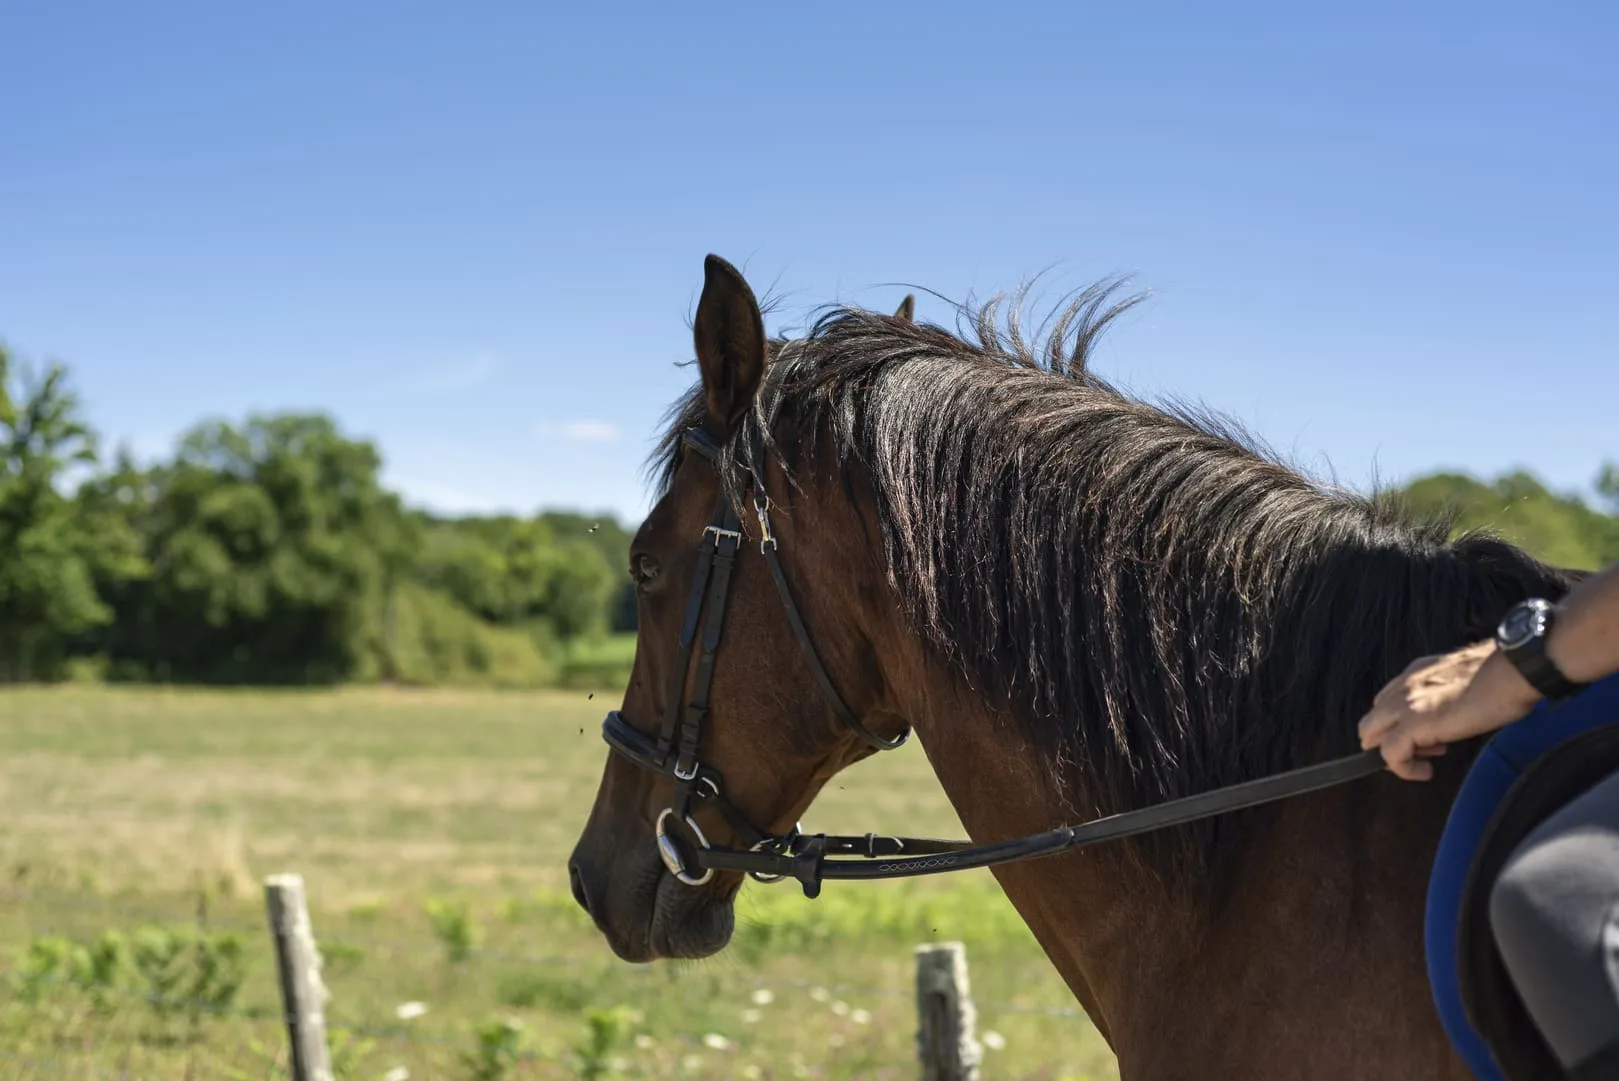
[600, 425, 1388, 899]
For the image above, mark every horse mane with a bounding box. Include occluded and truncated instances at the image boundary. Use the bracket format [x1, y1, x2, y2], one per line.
[649, 282, 1578, 892]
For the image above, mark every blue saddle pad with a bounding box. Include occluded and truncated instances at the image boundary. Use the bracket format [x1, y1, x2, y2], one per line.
[1425, 672, 1619, 1080]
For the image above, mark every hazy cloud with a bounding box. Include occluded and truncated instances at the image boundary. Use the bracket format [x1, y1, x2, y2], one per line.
[536, 420, 620, 442]
[388, 475, 511, 515]
[400, 353, 502, 393]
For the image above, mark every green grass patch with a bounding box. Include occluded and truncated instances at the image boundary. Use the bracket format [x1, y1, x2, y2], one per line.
[0, 686, 1115, 1079]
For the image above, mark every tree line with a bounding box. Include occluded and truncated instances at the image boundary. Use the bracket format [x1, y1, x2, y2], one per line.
[0, 346, 632, 685]
[2, 344, 1614, 686]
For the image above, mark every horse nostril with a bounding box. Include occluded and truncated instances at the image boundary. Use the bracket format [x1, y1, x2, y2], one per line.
[568, 861, 591, 915]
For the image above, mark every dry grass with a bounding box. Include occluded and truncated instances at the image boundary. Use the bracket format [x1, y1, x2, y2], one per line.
[0, 686, 1116, 1080]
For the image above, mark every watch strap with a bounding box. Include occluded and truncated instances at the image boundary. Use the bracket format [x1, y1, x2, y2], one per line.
[1501, 602, 1589, 702]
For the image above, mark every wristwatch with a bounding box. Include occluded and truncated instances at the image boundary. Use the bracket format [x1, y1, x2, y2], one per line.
[1495, 598, 1588, 702]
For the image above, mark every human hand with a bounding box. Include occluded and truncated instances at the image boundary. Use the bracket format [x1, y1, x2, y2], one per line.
[1357, 640, 1543, 781]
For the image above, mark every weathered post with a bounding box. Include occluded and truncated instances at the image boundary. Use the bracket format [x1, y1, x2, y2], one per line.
[265, 873, 334, 1081]
[916, 941, 983, 1080]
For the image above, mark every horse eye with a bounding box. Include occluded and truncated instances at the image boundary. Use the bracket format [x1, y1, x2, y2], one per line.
[630, 554, 661, 587]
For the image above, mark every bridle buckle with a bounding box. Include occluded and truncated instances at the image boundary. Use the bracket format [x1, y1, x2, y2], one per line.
[752, 492, 778, 552]
[745, 821, 802, 884]
[703, 525, 742, 546]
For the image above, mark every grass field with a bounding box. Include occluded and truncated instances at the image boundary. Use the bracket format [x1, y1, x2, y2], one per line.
[0, 686, 1116, 1080]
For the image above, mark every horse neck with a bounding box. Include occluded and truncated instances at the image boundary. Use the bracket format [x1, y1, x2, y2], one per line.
[854, 512, 1555, 1079]
[873, 611, 1474, 1079]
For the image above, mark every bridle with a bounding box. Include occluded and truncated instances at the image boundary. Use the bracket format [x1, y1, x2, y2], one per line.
[600, 424, 1389, 900]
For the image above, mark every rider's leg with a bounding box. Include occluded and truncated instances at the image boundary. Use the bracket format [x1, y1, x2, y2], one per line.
[1490, 767, 1619, 1079]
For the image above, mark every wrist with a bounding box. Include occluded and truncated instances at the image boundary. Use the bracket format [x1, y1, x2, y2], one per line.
[1495, 597, 1590, 702]
[1475, 646, 1545, 720]
[1544, 631, 1582, 683]
[1544, 610, 1612, 685]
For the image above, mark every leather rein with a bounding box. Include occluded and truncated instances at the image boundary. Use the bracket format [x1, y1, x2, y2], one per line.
[600, 425, 1388, 899]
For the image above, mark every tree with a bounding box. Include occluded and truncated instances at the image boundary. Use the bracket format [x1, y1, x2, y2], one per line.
[1598, 462, 1618, 514]
[1396, 468, 1618, 571]
[0, 346, 146, 679]
[106, 413, 415, 682]
[537, 512, 636, 632]
[413, 515, 616, 639]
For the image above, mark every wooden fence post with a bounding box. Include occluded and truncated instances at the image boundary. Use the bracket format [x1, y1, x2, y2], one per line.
[915, 941, 983, 1081]
[265, 873, 334, 1081]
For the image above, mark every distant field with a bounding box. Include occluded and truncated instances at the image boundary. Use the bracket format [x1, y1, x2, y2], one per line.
[0, 687, 1115, 1080]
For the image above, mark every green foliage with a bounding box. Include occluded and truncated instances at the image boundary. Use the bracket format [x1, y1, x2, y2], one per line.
[0, 347, 148, 679]
[12, 935, 78, 1003]
[74, 930, 133, 1014]
[1598, 464, 1619, 513]
[414, 514, 617, 638]
[92, 413, 417, 683]
[130, 926, 189, 1013]
[426, 897, 482, 964]
[328, 1027, 381, 1081]
[11, 925, 245, 1022]
[4, 349, 637, 688]
[573, 1006, 638, 1081]
[536, 511, 637, 633]
[130, 926, 247, 1020]
[1397, 465, 1619, 570]
[461, 1016, 527, 1081]
[361, 581, 557, 688]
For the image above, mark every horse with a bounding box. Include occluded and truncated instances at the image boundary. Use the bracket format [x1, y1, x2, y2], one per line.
[567, 254, 1580, 1079]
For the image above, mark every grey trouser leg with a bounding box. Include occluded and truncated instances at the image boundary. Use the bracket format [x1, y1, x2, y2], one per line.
[1490, 768, 1619, 1076]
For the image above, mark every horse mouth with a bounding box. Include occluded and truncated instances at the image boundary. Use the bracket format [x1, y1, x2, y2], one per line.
[642, 871, 736, 961]
[583, 854, 737, 964]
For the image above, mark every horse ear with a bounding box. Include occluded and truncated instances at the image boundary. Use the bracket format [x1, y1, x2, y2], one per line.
[693, 254, 767, 434]
[894, 294, 916, 322]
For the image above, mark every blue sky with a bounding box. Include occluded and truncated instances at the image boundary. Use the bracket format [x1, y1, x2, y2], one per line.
[3, 2, 1613, 525]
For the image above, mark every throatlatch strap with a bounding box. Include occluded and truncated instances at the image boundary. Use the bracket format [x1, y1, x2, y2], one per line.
[756, 495, 907, 752]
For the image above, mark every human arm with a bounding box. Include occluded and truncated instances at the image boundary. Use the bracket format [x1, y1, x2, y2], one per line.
[1357, 560, 1619, 781]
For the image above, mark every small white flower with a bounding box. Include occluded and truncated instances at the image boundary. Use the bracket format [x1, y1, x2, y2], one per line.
[851, 1008, 871, 1025]
[395, 1001, 428, 1021]
[750, 988, 774, 1006]
[831, 999, 849, 1016]
[681, 1054, 703, 1072]
[383, 1069, 409, 1081]
[608, 1057, 629, 1071]
[742, 1067, 763, 1081]
[702, 1033, 733, 1051]
[740, 1008, 762, 1023]
[808, 986, 830, 1002]
[828, 1033, 846, 1048]
[982, 1029, 1007, 1051]
[633, 1034, 656, 1050]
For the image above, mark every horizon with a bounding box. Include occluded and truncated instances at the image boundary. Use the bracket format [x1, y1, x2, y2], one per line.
[4, 3, 1612, 526]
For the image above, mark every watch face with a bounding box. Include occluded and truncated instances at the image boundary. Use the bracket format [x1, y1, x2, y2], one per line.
[1499, 599, 1549, 650]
